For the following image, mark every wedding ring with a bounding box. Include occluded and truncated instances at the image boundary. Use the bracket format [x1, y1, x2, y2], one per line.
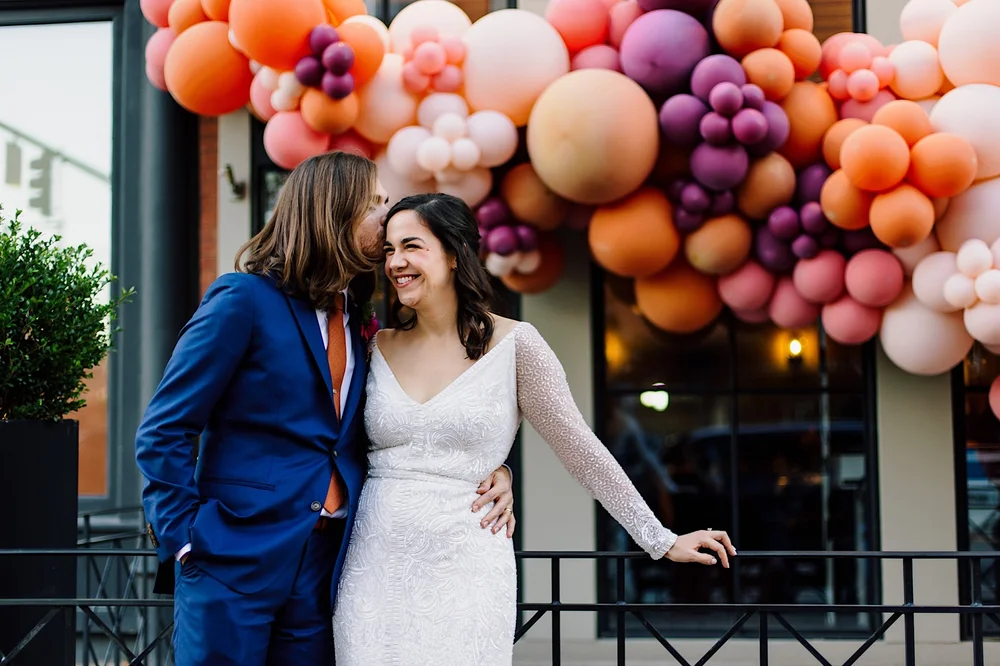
[504, 507, 513, 514]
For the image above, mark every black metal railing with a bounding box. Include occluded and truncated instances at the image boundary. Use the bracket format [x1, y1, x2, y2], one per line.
[1, 550, 999, 666]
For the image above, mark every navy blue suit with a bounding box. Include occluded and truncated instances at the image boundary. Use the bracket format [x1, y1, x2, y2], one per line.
[135, 272, 368, 665]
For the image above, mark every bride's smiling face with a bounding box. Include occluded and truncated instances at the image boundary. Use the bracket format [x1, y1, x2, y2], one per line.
[383, 210, 455, 310]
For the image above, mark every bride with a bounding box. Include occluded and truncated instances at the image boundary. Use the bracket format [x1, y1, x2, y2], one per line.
[332, 192, 736, 665]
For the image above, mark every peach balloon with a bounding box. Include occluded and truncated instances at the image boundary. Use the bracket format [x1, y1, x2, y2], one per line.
[869, 183, 935, 248]
[822, 118, 867, 170]
[342, 15, 391, 51]
[463, 9, 570, 127]
[934, 176, 1000, 251]
[820, 169, 874, 230]
[930, 85, 1000, 181]
[822, 295, 883, 344]
[779, 81, 838, 168]
[388, 0, 472, 54]
[937, 0, 1000, 87]
[228, 0, 326, 71]
[718, 260, 776, 311]
[299, 89, 359, 135]
[354, 54, 418, 144]
[608, 0, 642, 49]
[684, 214, 753, 275]
[769, 276, 820, 328]
[168, 0, 208, 34]
[871, 99, 932, 147]
[337, 22, 386, 86]
[501, 163, 570, 231]
[893, 232, 940, 276]
[840, 124, 910, 192]
[145, 28, 176, 92]
[545, 0, 609, 53]
[589, 188, 680, 278]
[911, 250, 961, 312]
[712, 0, 784, 59]
[777, 28, 822, 79]
[502, 233, 565, 294]
[322, 0, 366, 24]
[965, 302, 1000, 346]
[840, 90, 897, 123]
[141, 0, 174, 28]
[263, 111, 330, 170]
[202, 0, 231, 21]
[164, 21, 252, 116]
[899, 0, 956, 47]
[888, 40, 945, 100]
[736, 152, 796, 220]
[792, 250, 846, 304]
[438, 167, 493, 208]
[528, 69, 659, 205]
[635, 262, 724, 334]
[908, 132, 978, 198]
[773, 0, 813, 32]
[880, 284, 973, 375]
[742, 48, 795, 101]
[844, 249, 904, 307]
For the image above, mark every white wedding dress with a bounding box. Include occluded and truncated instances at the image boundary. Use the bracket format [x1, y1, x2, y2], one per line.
[332, 322, 678, 666]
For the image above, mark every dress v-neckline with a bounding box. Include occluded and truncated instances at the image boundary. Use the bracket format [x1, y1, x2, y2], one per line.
[373, 323, 523, 407]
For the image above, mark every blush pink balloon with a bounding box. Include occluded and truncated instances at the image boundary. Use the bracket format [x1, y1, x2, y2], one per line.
[839, 41, 874, 73]
[145, 27, 177, 92]
[847, 69, 880, 102]
[792, 250, 847, 304]
[328, 130, 374, 158]
[828, 69, 850, 101]
[990, 375, 1000, 420]
[770, 277, 821, 329]
[440, 36, 466, 64]
[263, 111, 330, 170]
[433, 65, 463, 92]
[880, 284, 973, 375]
[822, 294, 883, 344]
[717, 260, 776, 311]
[249, 72, 278, 121]
[572, 44, 621, 72]
[403, 60, 432, 93]
[911, 250, 961, 313]
[414, 41, 447, 75]
[840, 89, 896, 122]
[466, 110, 518, 168]
[871, 56, 894, 87]
[965, 302, 1000, 346]
[141, 0, 174, 28]
[845, 249, 904, 307]
[608, 0, 643, 49]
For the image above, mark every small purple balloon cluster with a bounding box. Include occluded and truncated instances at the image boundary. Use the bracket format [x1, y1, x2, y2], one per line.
[665, 178, 735, 232]
[476, 198, 538, 256]
[294, 25, 357, 100]
[660, 55, 790, 194]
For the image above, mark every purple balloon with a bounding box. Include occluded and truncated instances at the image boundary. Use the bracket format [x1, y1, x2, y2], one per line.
[709, 82, 743, 117]
[488, 226, 518, 256]
[755, 101, 791, 153]
[322, 71, 355, 99]
[659, 95, 710, 148]
[767, 206, 800, 240]
[674, 208, 705, 232]
[699, 112, 732, 145]
[666, 178, 690, 202]
[799, 201, 828, 235]
[620, 10, 710, 97]
[681, 182, 711, 212]
[637, 0, 719, 14]
[310, 25, 340, 57]
[740, 83, 766, 110]
[796, 163, 833, 204]
[690, 54, 746, 102]
[322, 42, 355, 76]
[295, 56, 325, 87]
[690, 143, 749, 192]
[755, 226, 796, 273]
[732, 108, 768, 145]
[791, 234, 820, 259]
[709, 189, 735, 215]
[842, 227, 883, 254]
[515, 225, 538, 252]
[477, 198, 510, 229]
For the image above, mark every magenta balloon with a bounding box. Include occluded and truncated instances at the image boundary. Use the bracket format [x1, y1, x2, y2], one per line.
[732, 108, 768, 145]
[476, 198, 510, 229]
[620, 10, 710, 97]
[295, 56, 325, 87]
[515, 225, 538, 252]
[747, 101, 790, 156]
[488, 226, 518, 256]
[699, 112, 732, 145]
[322, 71, 355, 99]
[767, 206, 800, 240]
[799, 201, 828, 235]
[322, 42, 355, 76]
[709, 82, 743, 117]
[681, 182, 711, 212]
[690, 142, 749, 191]
[690, 54, 746, 102]
[674, 208, 705, 232]
[666, 178, 689, 202]
[755, 226, 796, 273]
[792, 234, 820, 259]
[659, 94, 710, 147]
[796, 163, 832, 204]
[740, 83, 765, 110]
[710, 189, 735, 215]
[310, 25, 340, 57]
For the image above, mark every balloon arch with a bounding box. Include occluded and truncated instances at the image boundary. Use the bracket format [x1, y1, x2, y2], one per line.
[143, 0, 1000, 407]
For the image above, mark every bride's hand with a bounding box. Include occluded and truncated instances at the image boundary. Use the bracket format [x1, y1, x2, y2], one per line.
[665, 530, 737, 568]
[472, 466, 516, 538]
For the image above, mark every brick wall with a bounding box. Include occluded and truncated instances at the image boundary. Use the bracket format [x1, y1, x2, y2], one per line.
[199, 116, 218, 297]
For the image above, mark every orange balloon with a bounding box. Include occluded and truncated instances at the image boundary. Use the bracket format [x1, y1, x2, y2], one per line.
[201, 0, 231, 21]
[773, 0, 814, 31]
[777, 28, 821, 79]
[337, 22, 385, 87]
[323, 0, 366, 24]
[820, 169, 874, 230]
[869, 183, 935, 248]
[840, 124, 910, 191]
[588, 188, 680, 278]
[908, 132, 978, 199]
[635, 261, 724, 334]
[502, 233, 564, 294]
[779, 81, 838, 168]
[871, 100, 932, 147]
[822, 118, 867, 170]
[501, 163, 570, 231]
[299, 89, 359, 135]
[712, 0, 784, 59]
[229, 0, 327, 72]
[164, 21, 253, 116]
[169, 0, 208, 34]
[737, 152, 796, 220]
[741, 48, 795, 100]
[684, 214, 752, 275]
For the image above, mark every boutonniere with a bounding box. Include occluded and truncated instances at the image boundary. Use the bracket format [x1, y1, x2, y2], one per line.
[360, 302, 380, 345]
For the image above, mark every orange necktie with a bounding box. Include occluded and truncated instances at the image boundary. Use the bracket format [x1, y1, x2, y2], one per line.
[323, 293, 347, 514]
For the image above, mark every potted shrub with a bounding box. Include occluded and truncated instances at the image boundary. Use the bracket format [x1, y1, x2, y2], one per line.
[0, 207, 132, 666]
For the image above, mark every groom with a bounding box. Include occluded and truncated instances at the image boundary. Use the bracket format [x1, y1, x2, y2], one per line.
[135, 152, 514, 666]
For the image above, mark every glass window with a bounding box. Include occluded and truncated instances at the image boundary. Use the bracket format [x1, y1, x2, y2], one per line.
[0, 21, 114, 498]
[596, 273, 879, 639]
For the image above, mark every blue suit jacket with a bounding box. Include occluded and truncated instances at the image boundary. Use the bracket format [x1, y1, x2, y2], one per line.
[135, 272, 368, 602]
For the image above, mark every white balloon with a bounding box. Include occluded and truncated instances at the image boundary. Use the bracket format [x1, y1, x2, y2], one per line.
[956, 238, 994, 277]
[418, 93, 469, 129]
[450, 138, 481, 171]
[387, 126, 434, 181]
[258, 67, 280, 91]
[466, 110, 518, 168]
[485, 252, 517, 277]
[432, 113, 468, 141]
[436, 166, 493, 207]
[976, 269, 1000, 304]
[416, 136, 453, 172]
[944, 272, 978, 309]
[518, 250, 542, 274]
[278, 72, 305, 98]
[250, 60, 263, 75]
[270, 89, 299, 112]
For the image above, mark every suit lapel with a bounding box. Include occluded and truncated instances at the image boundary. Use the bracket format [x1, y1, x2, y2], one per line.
[285, 293, 334, 399]
[339, 306, 367, 438]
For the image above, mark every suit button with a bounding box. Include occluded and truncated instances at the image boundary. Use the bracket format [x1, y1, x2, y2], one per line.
[310, 501, 322, 512]
[332, 450, 339, 459]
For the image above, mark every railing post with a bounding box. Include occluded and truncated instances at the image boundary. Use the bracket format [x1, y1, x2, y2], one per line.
[903, 557, 914, 666]
[971, 557, 984, 666]
[551, 557, 561, 666]
[617, 557, 626, 666]
[83, 515, 92, 666]
[759, 612, 768, 666]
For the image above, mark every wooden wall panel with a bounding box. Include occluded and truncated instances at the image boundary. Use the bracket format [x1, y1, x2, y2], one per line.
[198, 116, 218, 297]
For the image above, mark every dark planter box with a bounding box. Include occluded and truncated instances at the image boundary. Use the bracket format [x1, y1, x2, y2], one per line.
[0, 419, 79, 666]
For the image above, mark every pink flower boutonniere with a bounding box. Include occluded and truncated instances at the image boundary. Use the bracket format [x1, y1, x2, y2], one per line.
[360, 302, 380, 345]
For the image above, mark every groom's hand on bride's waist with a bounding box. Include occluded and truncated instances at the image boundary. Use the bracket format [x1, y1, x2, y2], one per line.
[472, 465, 516, 539]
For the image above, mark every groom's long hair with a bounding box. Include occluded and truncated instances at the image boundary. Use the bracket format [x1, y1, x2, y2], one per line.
[235, 151, 380, 312]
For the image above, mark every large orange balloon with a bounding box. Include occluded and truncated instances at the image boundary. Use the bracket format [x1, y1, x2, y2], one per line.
[635, 261, 724, 334]
[822, 118, 867, 170]
[502, 233, 565, 294]
[338, 22, 385, 86]
[299, 89, 359, 135]
[164, 21, 253, 116]
[501, 164, 570, 231]
[527, 69, 659, 205]
[779, 81, 838, 168]
[869, 183, 935, 248]
[908, 132, 978, 198]
[777, 28, 822, 80]
[229, 0, 326, 71]
[737, 152, 796, 220]
[820, 169, 874, 230]
[840, 124, 910, 192]
[741, 48, 795, 100]
[201, 0, 231, 21]
[773, 0, 814, 31]
[588, 188, 680, 278]
[323, 0, 366, 24]
[169, 0, 208, 34]
[871, 100, 933, 147]
[684, 214, 752, 275]
[712, 0, 784, 59]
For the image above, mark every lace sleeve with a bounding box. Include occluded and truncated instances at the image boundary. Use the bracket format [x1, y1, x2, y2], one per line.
[514, 323, 678, 559]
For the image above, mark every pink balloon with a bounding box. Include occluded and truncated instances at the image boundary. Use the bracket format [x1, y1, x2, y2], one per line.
[414, 41, 447, 75]
[436, 166, 493, 208]
[845, 249, 904, 307]
[792, 250, 847, 304]
[328, 130, 374, 158]
[847, 69, 880, 102]
[734, 307, 770, 324]
[839, 41, 874, 73]
[717, 260, 776, 311]
[822, 294, 883, 344]
[770, 277, 821, 329]
[466, 110, 518, 168]
[141, 0, 174, 28]
[828, 69, 850, 101]
[840, 89, 896, 122]
[880, 283, 973, 375]
[572, 44, 622, 72]
[965, 302, 1000, 346]
[990, 375, 1000, 420]
[263, 111, 330, 170]
[145, 27, 176, 92]
[403, 60, 432, 94]
[249, 71, 277, 121]
[608, 0, 643, 49]
[911, 250, 961, 312]
[433, 65, 464, 92]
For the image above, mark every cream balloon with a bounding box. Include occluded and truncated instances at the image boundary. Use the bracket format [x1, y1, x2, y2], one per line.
[912, 250, 961, 312]
[937, 0, 1000, 87]
[355, 54, 418, 144]
[386, 126, 433, 181]
[374, 150, 435, 206]
[899, 0, 957, 46]
[418, 93, 469, 128]
[894, 232, 940, 275]
[888, 40, 944, 100]
[956, 238, 994, 277]
[879, 283, 974, 375]
[388, 0, 472, 54]
[930, 84, 1000, 181]
[965, 302, 1000, 345]
[934, 176, 1000, 251]
[342, 15, 391, 52]
[466, 111, 518, 168]
[943, 273, 977, 309]
[436, 166, 493, 207]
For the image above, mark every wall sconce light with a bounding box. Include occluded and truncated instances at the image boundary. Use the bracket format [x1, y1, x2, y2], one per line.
[639, 390, 669, 412]
[788, 337, 803, 364]
[220, 163, 247, 201]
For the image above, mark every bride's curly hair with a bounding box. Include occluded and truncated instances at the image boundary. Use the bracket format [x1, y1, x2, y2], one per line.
[385, 193, 495, 360]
